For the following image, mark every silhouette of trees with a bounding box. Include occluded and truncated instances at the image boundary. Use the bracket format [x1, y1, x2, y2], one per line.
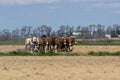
[0, 24, 120, 41]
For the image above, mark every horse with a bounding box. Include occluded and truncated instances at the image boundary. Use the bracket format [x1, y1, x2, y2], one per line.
[25, 37, 32, 50]
[38, 37, 47, 52]
[68, 36, 76, 51]
[25, 36, 39, 53]
[46, 36, 58, 52]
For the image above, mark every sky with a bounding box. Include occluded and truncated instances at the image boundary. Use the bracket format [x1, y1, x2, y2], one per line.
[0, 0, 120, 31]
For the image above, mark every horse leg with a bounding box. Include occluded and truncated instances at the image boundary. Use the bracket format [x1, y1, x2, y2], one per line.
[53, 45, 55, 52]
[25, 44, 27, 49]
[46, 45, 49, 52]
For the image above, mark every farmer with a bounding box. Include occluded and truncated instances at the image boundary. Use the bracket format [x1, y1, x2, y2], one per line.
[31, 36, 39, 53]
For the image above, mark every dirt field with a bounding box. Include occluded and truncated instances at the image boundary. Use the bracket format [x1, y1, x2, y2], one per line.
[0, 45, 120, 80]
[0, 45, 119, 54]
[0, 56, 120, 80]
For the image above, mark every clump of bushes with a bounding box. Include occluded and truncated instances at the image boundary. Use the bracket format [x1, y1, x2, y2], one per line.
[88, 51, 120, 56]
[0, 51, 80, 56]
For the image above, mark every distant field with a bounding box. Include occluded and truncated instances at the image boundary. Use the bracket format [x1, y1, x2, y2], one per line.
[1, 39, 120, 45]
[0, 40, 24, 45]
[77, 42, 120, 45]
[76, 39, 120, 45]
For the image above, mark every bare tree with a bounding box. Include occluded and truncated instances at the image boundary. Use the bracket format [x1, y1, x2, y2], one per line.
[41, 25, 47, 35]
[57, 25, 66, 37]
[46, 26, 52, 37]
[21, 25, 32, 38]
[96, 24, 105, 38]
[65, 25, 74, 36]
[2, 29, 11, 40]
[76, 25, 81, 33]
[51, 31, 56, 36]
[106, 26, 112, 35]
[80, 27, 90, 39]
[12, 29, 20, 41]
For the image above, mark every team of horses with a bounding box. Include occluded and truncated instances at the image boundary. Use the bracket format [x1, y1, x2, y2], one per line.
[25, 36, 76, 53]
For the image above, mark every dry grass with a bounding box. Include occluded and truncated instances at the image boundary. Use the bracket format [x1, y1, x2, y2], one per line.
[0, 45, 24, 53]
[73, 45, 120, 54]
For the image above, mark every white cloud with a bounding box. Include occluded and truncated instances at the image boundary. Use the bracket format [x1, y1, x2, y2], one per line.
[67, 0, 120, 3]
[0, 0, 60, 5]
[0, 0, 120, 7]
[93, 3, 120, 8]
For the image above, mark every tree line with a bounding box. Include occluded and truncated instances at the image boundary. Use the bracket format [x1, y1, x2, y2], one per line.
[0, 24, 120, 41]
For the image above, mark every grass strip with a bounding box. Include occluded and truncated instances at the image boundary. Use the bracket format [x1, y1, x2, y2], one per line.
[88, 51, 120, 56]
[0, 51, 80, 56]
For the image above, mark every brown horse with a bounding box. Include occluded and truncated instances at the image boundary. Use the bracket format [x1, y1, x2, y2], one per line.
[46, 36, 57, 52]
[38, 37, 47, 52]
[63, 37, 71, 52]
[56, 36, 76, 52]
[56, 37, 66, 52]
[68, 36, 76, 51]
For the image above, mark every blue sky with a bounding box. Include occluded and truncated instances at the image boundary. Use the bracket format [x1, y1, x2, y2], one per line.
[0, 0, 120, 31]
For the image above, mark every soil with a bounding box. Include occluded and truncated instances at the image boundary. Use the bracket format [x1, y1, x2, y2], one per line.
[0, 45, 119, 54]
[0, 45, 119, 80]
[0, 56, 120, 80]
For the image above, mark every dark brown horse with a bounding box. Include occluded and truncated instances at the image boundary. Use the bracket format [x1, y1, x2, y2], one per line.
[56, 36, 75, 52]
[63, 37, 71, 52]
[46, 36, 57, 52]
